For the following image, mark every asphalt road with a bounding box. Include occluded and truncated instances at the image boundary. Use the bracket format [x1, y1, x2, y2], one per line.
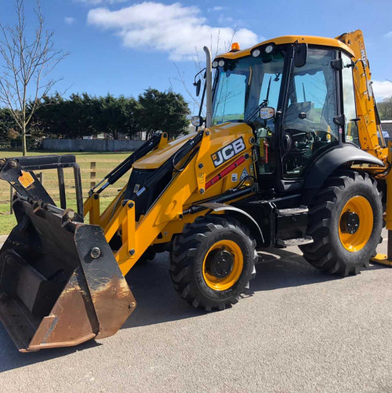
[0, 231, 392, 393]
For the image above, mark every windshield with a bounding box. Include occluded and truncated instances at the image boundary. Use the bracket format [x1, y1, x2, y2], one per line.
[212, 49, 285, 125]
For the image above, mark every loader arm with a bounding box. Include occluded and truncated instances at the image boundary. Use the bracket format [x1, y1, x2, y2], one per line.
[102, 125, 255, 276]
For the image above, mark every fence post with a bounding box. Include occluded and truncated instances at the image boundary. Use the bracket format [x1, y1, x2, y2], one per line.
[90, 162, 96, 188]
[9, 186, 13, 214]
[37, 172, 44, 184]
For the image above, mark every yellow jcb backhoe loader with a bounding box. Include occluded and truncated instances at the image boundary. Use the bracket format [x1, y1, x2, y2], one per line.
[0, 29, 390, 352]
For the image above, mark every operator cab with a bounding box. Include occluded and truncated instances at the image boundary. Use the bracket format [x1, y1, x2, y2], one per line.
[209, 37, 360, 194]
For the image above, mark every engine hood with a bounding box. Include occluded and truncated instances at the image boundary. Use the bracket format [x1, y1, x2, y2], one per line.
[133, 122, 253, 170]
[133, 132, 196, 170]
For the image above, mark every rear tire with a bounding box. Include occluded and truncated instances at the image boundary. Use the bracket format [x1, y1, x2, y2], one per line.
[170, 215, 257, 311]
[300, 170, 382, 276]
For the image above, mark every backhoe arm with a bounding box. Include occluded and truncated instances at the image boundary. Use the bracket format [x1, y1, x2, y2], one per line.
[337, 30, 387, 162]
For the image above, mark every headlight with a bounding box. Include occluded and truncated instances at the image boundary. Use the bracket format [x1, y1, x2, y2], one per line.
[265, 44, 274, 54]
[191, 116, 204, 127]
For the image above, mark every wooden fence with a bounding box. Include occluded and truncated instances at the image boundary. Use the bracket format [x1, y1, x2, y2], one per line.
[0, 158, 128, 215]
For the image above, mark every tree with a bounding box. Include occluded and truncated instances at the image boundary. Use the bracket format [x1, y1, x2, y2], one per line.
[32, 90, 188, 141]
[0, 107, 17, 142]
[138, 88, 190, 140]
[94, 94, 139, 140]
[33, 93, 97, 139]
[33, 93, 141, 140]
[61, 93, 97, 139]
[31, 93, 66, 137]
[0, 0, 67, 155]
[378, 96, 392, 120]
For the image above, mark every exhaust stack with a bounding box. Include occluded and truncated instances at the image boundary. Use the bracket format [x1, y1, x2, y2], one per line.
[203, 46, 213, 128]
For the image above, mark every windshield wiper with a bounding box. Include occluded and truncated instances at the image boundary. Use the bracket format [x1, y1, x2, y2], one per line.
[264, 76, 272, 105]
[245, 77, 272, 125]
[245, 101, 268, 125]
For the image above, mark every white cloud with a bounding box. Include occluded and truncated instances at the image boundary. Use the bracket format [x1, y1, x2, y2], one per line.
[218, 15, 234, 24]
[76, 0, 129, 5]
[87, 2, 259, 61]
[384, 31, 392, 39]
[210, 6, 228, 12]
[373, 80, 392, 100]
[64, 17, 76, 25]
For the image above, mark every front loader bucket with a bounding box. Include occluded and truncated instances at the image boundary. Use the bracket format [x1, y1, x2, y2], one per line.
[0, 199, 136, 352]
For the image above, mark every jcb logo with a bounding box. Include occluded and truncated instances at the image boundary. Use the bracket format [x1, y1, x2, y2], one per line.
[211, 137, 246, 168]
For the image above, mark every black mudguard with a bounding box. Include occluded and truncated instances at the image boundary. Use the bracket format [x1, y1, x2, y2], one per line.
[301, 144, 384, 205]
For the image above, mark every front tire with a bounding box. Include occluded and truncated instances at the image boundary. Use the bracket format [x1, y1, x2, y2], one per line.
[301, 170, 382, 276]
[170, 216, 257, 311]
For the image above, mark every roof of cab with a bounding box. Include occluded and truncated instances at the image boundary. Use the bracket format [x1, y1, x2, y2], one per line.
[217, 35, 355, 60]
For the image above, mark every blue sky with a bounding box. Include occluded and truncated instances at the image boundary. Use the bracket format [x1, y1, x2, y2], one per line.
[1, 0, 392, 114]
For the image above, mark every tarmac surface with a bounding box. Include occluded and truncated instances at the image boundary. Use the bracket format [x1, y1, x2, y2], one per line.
[0, 231, 392, 392]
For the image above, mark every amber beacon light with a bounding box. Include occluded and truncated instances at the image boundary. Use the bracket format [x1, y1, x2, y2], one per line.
[231, 42, 240, 51]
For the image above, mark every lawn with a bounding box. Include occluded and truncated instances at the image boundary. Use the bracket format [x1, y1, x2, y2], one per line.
[0, 150, 132, 236]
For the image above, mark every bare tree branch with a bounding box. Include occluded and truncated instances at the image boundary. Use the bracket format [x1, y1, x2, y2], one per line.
[173, 27, 241, 116]
[0, 0, 68, 155]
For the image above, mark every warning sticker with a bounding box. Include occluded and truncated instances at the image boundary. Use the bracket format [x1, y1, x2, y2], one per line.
[240, 167, 249, 180]
[18, 171, 34, 189]
[231, 173, 238, 182]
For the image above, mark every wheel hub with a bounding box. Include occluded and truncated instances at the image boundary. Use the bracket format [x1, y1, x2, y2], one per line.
[340, 211, 360, 234]
[207, 248, 234, 279]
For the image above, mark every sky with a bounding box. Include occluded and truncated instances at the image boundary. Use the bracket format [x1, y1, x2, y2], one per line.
[1, 0, 392, 114]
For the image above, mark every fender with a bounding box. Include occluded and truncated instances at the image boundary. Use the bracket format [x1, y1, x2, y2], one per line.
[302, 144, 384, 205]
[195, 202, 265, 245]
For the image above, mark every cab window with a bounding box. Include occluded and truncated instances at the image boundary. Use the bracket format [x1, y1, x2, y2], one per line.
[282, 48, 338, 178]
[342, 53, 359, 146]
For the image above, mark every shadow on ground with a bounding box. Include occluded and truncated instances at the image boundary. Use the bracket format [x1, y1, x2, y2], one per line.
[0, 248, 385, 372]
[123, 249, 384, 330]
[0, 329, 100, 373]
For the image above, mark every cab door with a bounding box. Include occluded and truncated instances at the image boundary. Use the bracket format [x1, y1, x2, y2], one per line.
[281, 48, 339, 178]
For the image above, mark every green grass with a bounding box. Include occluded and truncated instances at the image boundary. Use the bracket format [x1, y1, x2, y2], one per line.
[0, 150, 132, 236]
[0, 203, 17, 235]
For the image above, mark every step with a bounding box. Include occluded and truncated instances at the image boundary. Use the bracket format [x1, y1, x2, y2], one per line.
[277, 236, 313, 247]
[276, 206, 309, 217]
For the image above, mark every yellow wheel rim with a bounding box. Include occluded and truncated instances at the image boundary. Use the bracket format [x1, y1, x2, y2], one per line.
[202, 240, 244, 291]
[339, 196, 373, 252]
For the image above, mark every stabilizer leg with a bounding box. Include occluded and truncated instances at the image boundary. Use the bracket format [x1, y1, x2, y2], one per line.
[372, 230, 392, 267]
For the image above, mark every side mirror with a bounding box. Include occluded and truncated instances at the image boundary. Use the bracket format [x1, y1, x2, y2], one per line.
[192, 67, 206, 97]
[259, 107, 275, 120]
[294, 43, 308, 68]
[194, 79, 202, 97]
